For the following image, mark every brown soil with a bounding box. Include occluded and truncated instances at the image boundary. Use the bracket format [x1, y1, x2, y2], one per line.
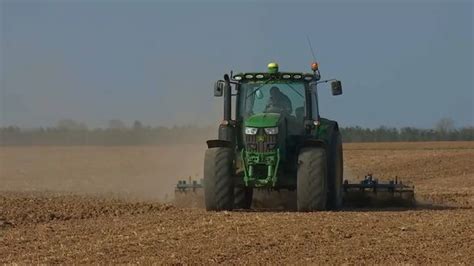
[1, 142, 473, 264]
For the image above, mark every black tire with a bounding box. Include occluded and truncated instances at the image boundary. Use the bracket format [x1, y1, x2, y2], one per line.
[328, 132, 343, 210]
[234, 187, 253, 209]
[297, 147, 328, 211]
[203, 147, 234, 211]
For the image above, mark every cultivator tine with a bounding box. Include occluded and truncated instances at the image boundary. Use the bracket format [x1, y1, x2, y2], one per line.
[174, 177, 204, 208]
[343, 174, 415, 207]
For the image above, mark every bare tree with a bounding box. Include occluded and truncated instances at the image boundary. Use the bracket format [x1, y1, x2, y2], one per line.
[133, 120, 143, 130]
[435, 118, 455, 133]
[57, 119, 87, 130]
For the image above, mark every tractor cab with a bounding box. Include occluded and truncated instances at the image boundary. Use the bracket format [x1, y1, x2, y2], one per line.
[214, 63, 342, 135]
[237, 73, 310, 136]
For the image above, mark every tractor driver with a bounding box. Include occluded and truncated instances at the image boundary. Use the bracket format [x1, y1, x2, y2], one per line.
[265, 86, 292, 115]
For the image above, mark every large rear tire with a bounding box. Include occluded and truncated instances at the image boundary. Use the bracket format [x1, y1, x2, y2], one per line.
[204, 147, 234, 211]
[328, 132, 343, 210]
[234, 187, 253, 209]
[297, 147, 328, 211]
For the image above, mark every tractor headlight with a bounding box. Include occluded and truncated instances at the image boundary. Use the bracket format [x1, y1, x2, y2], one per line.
[245, 127, 258, 135]
[264, 127, 278, 135]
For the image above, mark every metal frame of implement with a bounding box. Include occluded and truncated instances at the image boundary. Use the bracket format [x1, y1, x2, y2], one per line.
[176, 174, 414, 199]
[342, 174, 415, 206]
[343, 174, 414, 194]
[175, 179, 203, 193]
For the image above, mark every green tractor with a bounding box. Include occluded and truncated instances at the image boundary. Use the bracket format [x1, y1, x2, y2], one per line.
[175, 62, 414, 210]
[204, 62, 344, 212]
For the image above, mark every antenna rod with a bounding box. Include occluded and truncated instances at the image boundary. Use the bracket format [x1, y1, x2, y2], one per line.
[306, 35, 317, 62]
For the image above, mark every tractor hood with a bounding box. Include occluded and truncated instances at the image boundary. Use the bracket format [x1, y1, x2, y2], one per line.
[244, 113, 281, 128]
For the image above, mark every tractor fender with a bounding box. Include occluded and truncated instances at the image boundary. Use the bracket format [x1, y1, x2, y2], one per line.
[206, 139, 233, 149]
[327, 121, 340, 139]
[300, 119, 339, 150]
[318, 118, 340, 142]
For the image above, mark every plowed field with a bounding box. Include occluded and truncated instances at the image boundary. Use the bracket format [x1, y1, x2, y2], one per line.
[1, 142, 473, 264]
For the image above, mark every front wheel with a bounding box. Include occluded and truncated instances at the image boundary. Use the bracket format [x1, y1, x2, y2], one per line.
[203, 147, 234, 211]
[297, 147, 328, 211]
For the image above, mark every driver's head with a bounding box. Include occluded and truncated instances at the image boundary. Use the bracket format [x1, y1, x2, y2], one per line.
[270, 86, 280, 97]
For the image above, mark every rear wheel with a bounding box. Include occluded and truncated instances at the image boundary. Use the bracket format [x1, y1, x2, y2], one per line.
[328, 132, 343, 210]
[203, 147, 234, 211]
[234, 187, 253, 209]
[297, 147, 328, 211]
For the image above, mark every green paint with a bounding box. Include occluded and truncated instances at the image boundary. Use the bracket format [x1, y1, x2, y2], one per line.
[242, 149, 280, 187]
[267, 62, 279, 73]
[316, 118, 332, 142]
[244, 113, 281, 128]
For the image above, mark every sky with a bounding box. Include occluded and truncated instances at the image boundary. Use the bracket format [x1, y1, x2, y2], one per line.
[1, 0, 473, 129]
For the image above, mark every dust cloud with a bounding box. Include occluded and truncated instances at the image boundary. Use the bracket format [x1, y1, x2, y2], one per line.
[0, 143, 208, 202]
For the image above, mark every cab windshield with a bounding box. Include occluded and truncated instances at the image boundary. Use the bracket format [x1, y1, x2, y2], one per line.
[239, 80, 307, 124]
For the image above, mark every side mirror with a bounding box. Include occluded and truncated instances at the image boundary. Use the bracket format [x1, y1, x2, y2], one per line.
[331, 80, 342, 96]
[214, 81, 224, 97]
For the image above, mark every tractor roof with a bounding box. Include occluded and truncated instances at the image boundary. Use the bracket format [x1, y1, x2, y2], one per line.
[232, 72, 315, 82]
[232, 62, 318, 82]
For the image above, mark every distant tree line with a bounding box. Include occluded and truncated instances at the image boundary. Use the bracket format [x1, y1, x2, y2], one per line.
[340, 126, 473, 142]
[0, 118, 472, 146]
[0, 119, 216, 146]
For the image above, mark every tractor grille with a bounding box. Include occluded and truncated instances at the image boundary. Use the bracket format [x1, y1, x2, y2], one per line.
[245, 129, 278, 153]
